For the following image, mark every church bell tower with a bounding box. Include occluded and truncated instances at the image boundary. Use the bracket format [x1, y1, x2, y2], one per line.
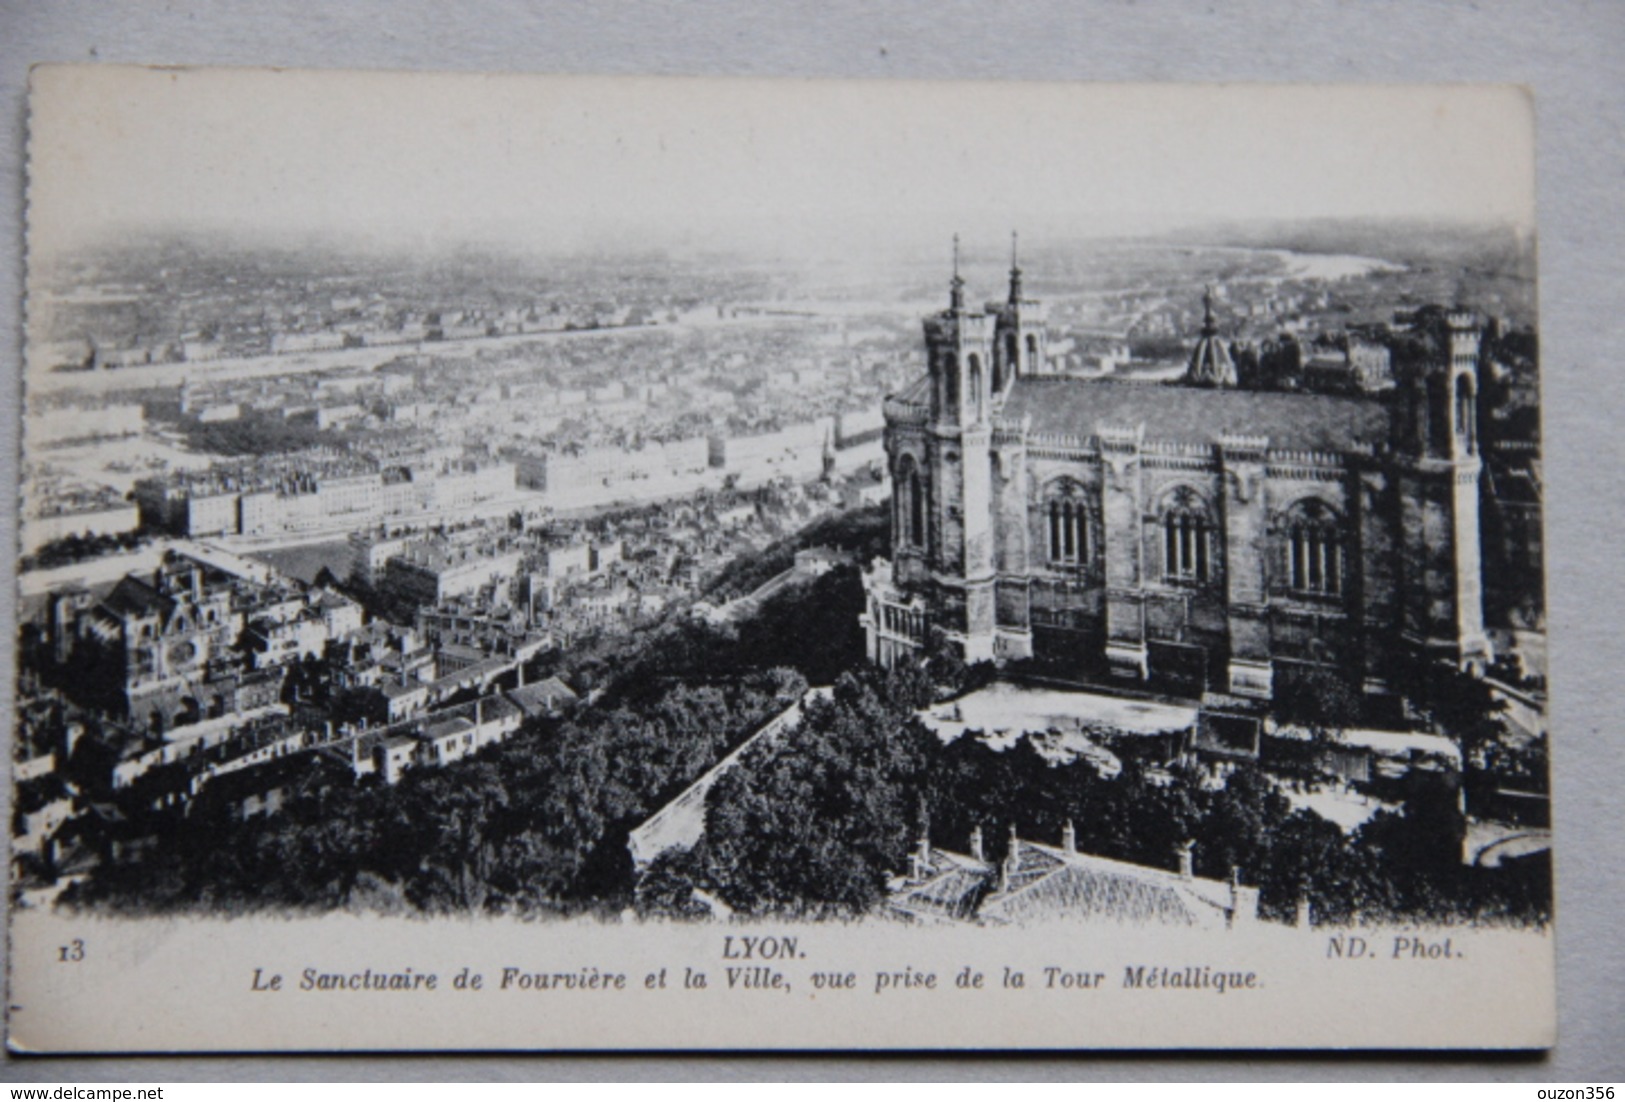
[922, 236, 997, 661]
[992, 232, 1047, 386]
[1396, 309, 1493, 672]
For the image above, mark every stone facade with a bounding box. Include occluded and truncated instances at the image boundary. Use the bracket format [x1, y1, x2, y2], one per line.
[64, 553, 245, 729]
[861, 258, 1491, 700]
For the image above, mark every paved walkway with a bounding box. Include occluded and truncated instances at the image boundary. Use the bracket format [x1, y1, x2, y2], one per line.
[919, 681, 1197, 749]
[1467, 821, 1553, 868]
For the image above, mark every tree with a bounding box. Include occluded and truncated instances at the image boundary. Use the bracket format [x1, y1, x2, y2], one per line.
[1275, 665, 1361, 747]
[703, 673, 934, 915]
[1357, 780, 1465, 881]
[633, 845, 712, 919]
[1389, 658, 1507, 764]
[1251, 808, 1396, 924]
[1426, 669, 1507, 763]
[1192, 766, 1287, 880]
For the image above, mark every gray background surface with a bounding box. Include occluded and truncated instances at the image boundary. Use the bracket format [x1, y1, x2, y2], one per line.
[1, 0, 1620, 1081]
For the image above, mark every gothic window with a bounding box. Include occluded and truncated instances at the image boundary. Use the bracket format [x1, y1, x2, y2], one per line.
[942, 352, 958, 410]
[910, 469, 924, 546]
[1026, 333, 1038, 363]
[896, 456, 925, 549]
[1283, 498, 1345, 598]
[1044, 488, 1090, 567]
[1005, 331, 1018, 373]
[1161, 489, 1213, 583]
[968, 355, 983, 420]
[1427, 376, 1450, 454]
[1455, 374, 1477, 454]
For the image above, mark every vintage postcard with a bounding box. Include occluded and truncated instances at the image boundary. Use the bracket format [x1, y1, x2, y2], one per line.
[8, 68, 1551, 1052]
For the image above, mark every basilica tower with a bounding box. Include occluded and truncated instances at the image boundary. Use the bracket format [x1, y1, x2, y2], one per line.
[1395, 309, 1493, 672]
[920, 237, 998, 661]
[991, 232, 1047, 386]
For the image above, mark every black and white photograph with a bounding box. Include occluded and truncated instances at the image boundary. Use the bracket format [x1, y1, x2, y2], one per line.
[7, 67, 1553, 1052]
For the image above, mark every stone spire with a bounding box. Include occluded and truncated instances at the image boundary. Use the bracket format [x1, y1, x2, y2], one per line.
[1008, 230, 1023, 303]
[949, 233, 965, 313]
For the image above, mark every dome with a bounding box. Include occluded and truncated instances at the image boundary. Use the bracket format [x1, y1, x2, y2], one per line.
[1185, 286, 1238, 387]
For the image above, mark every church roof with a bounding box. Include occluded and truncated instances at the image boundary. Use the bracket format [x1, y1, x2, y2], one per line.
[1186, 332, 1237, 387]
[1001, 377, 1390, 453]
[1185, 285, 1238, 386]
[100, 575, 171, 620]
[894, 374, 932, 406]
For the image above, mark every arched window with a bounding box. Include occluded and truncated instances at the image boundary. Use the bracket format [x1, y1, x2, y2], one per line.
[1162, 490, 1212, 583]
[1454, 375, 1477, 454]
[909, 469, 924, 546]
[968, 355, 983, 420]
[1026, 333, 1038, 363]
[942, 352, 958, 411]
[1283, 498, 1344, 597]
[896, 457, 925, 549]
[1044, 491, 1089, 566]
[1427, 376, 1450, 454]
[1005, 331, 1019, 374]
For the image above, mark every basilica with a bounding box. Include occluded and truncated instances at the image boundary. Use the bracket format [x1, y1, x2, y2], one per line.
[860, 244, 1491, 702]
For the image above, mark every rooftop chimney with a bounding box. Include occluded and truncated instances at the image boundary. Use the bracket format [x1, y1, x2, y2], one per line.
[999, 830, 1021, 894]
[910, 829, 932, 882]
[1227, 867, 1257, 928]
[1176, 839, 1195, 879]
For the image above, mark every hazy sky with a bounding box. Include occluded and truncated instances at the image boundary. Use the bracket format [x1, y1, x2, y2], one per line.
[28, 67, 1535, 260]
